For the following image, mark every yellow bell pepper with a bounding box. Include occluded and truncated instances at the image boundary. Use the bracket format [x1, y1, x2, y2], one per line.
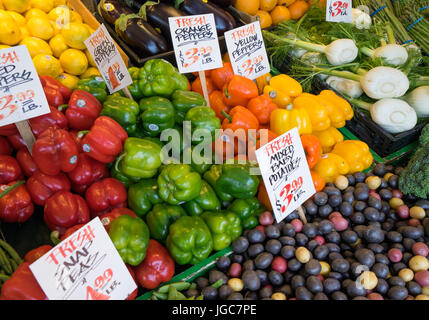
[293, 93, 331, 131]
[331, 140, 373, 174]
[263, 74, 302, 108]
[256, 73, 271, 95]
[319, 90, 354, 121]
[270, 105, 312, 136]
[313, 153, 350, 183]
[316, 94, 347, 128]
[312, 127, 344, 153]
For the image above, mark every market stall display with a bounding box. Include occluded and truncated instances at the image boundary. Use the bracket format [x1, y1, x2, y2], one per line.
[0, 0, 428, 302]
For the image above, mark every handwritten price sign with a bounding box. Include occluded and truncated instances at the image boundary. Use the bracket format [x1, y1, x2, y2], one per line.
[84, 24, 132, 94]
[169, 14, 223, 74]
[326, 0, 352, 23]
[224, 21, 270, 80]
[0, 46, 50, 127]
[30, 218, 137, 300]
[255, 127, 316, 223]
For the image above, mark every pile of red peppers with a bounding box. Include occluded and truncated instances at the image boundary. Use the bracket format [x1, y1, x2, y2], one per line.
[0, 76, 175, 300]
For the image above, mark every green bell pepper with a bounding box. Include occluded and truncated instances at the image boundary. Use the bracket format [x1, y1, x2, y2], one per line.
[76, 76, 107, 103]
[108, 215, 150, 266]
[100, 96, 140, 136]
[139, 96, 175, 137]
[128, 67, 140, 80]
[128, 179, 163, 217]
[118, 137, 163, 178]
[110, 159, 142, 189]
[185, 106, 220, 145]
[171, 90, 206, 124]
[166, 216, 213, 265]
[128, 80, 144, 101]
[227, 198, 265, 230]
[146, 203, 187, 243]
[185, 146, 213, 174]
[184, 180, 221, 216]
[138, 59, 177, 98]
[201, 210, 242, 251]
[217, 164, 260, 199]
[171, 72, 189, 92]
[203, 165, 233, 202]
[157, 164, 202, 205]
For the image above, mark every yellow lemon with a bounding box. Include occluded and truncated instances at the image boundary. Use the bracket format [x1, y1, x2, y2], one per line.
[61, 22, 90, 50]
[59, 49, 88, 76]
[49, 34, 68, 58]
[27, 17, 55, 40]
[0, 13, 22, 45]
[0, 45, 10, 49]
[57, 72, 79, 90]
[20, 26, 30, 38]
[33, 54, 61, 78]
[85, 24, 95, 35]
[3, 0, 31, 12]
[85, 49, 96, 67]
[20, 37, 53, 57]
[31, 0, 54, 13]
[48, 6, 81, 24]
[7, 11, 26, 24]
[24, 8, 49, 20]
[80, 67, 101, 79]
[70, 11, 82, 24]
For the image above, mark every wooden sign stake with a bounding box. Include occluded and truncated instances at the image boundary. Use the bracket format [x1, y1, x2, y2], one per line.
[199, 71, 211, 108]
[15, 120, 35, 155]
[122, 87, 134, 101]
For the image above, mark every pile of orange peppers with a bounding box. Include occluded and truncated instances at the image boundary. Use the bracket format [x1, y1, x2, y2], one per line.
[191, 62, 374, 198]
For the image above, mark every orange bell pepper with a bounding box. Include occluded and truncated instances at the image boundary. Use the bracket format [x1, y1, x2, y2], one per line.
[311, 170, 326, 192]
[300, 134, 322, 169]
[191, 76, 215, 97]
[211, 62, 234, 90]
[247, 95, 278, 125]
[209, 90, 231, 121]
[256, 73, 272, 95]
[222, 75, 258, 107]
[222, 106, 259, 133]
[258, 181, 272, 211]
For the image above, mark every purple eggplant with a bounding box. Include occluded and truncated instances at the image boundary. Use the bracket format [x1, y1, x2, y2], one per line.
[139, 3, 185, 42]
[123, 0, 147, 11]
[115, 14, 168, 56]
[97, 0, 136, 26]
[210, 0, 232, 7]
[177, 0, 236, 36]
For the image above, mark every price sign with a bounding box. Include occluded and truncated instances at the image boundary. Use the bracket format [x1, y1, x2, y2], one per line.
[84, 24, 132, 94]
[0, 46, 50, 127]
[224, 21, 270, 80]
[255, 127, 316, 223]
[326, 0, 353, 23]
[169, 14, 223, 74]
[30, 218, 137, 300]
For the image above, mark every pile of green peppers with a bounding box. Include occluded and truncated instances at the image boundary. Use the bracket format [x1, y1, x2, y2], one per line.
[103, 59, 265, 267]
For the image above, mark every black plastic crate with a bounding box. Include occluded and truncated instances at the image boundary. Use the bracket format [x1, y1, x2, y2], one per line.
[277, 57, 427, 158]
[90, 0, 228, 67]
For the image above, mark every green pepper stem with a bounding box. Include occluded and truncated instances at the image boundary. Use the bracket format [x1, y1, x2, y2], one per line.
[221, 111, 232, 122]
[114, 153, 127, 173]
[0, 181, 25, 200]
[77, 130, 90, 138]
[57, 104, 68, 112]
[50, 231, 61, 246]
[0, 274, 10, 281]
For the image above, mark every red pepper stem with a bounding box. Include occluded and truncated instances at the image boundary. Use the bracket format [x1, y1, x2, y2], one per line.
[0, 181, 25, 200]
[50, 231, 60, 246]
[221, 111, 232, 122]
[77, 130, 90, 139]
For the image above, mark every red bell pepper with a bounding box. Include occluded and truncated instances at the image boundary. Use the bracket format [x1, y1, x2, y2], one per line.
[67, 153, 109, 195]
[59, 223, 86, 241]
[301, 134, 322, 169]
[134, 239, 175, 290]
[0, 181, 34, 223]
[7, 133, 26, 150]
[81, 116, 128, 164]
[0, 137, 11, 155]
[27, 170, 71, 206]
[247, 95, 278, 125]
[100, 207, 137, 232]
[44, 190, 90, 235]
[65, 89, 103, 130]
[0, 124, 18, 136]
[16, 148, 39, 177]
[126, 265, 138, 300]
[0, 262, 47, 300]
[0, 155, 23, 184]
[32, 127, 79, 176]
[40, 75, 72, 108]
[29, 106, 68, 137]
[24, 245, 53, 263]
[221, 105, 260, 133]
[85, 177, 127, 218]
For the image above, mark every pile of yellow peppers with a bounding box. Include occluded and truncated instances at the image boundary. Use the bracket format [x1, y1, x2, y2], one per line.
[259, 73, 374, 187]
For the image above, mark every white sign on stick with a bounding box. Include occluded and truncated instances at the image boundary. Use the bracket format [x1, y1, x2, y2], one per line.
[169, 14, 223, 74]
[255, 127, 316, 223]
[224, 21, 270, 80]
[0, 46, 50, 127]
[326, 0, 353, 23]
[84, 24, 132, 94]
[30, 217, 137, 300]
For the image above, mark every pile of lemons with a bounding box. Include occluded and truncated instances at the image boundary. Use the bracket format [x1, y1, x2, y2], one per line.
[0, 0, 101, 89]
